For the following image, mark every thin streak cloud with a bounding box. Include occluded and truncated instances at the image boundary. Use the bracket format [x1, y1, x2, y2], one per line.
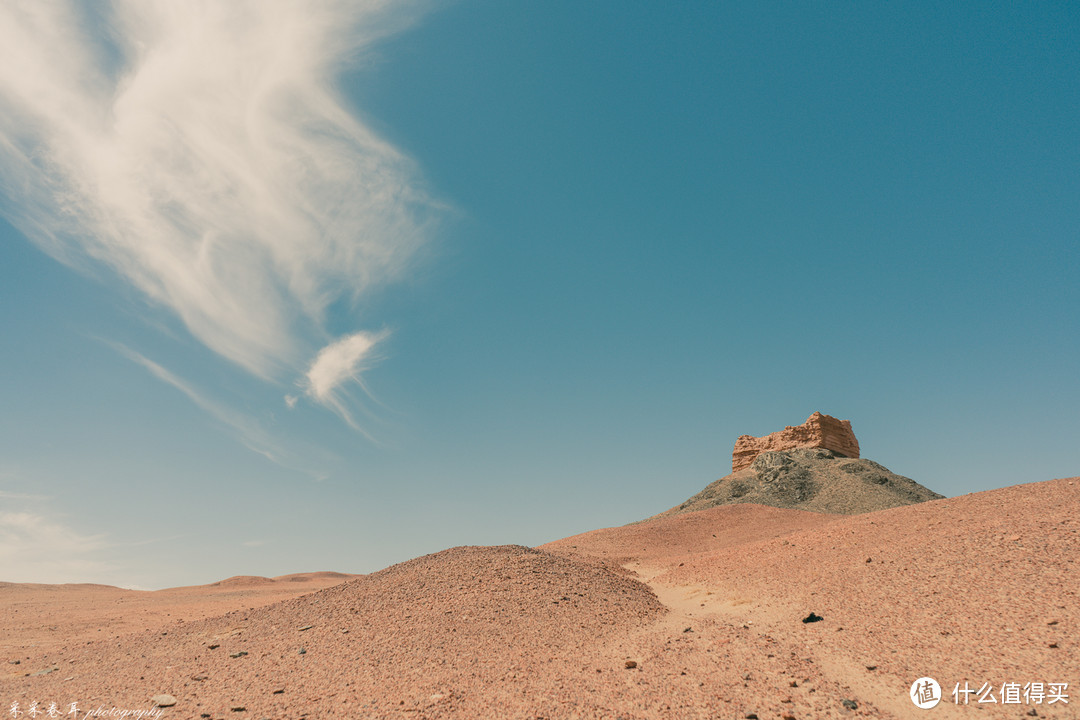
[0, 1, 439, 428]
[0, 490, 52, 502]
[113, 343, 310, 472]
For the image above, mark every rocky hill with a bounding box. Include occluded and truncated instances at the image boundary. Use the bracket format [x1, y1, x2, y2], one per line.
[656, 447, 943, 517]
[655, 413, 943, 518]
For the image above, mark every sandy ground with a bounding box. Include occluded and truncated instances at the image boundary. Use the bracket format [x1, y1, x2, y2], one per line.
[2, 478, 1077, 719]
[0, 573, 358, 656]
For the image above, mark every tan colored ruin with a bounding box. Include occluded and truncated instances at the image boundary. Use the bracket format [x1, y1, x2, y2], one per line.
[732, 412, 860, 472]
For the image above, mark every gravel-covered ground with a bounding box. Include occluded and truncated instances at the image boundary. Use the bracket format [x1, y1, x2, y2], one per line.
[3, 478, 1077, 719]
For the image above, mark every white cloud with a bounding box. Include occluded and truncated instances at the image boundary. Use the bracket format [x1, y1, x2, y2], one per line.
[305, 331, 386, 402]
[0, 1, 438, 400]
[0, 510, 111, 584]
[303, 330, 388, 433]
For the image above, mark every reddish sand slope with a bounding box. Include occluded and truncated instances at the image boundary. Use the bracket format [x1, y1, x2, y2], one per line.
[3, 478, 1077, 719]
[547, 477, 1079, 719]
[542, 503, 842, 566]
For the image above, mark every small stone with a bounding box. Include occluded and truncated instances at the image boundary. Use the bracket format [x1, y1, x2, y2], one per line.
[745, 714, 758, 719]
[230, 707, 246, 713]
[229, 651, 248, 659]
[790, 680, 798, 687]
[208, 644, 220, 650]
[802, 612, 823, 624]
[272, 689, 284, 695]
[865, 558, 872, 563]
[1049, 642, 1059, 648]
[298, 648, 306, 655]
[191, 675, 208, 682]
[151, 694, 177, 707]
[624, 660, 637, 669]
[298, 625, 314, 631]
[865, 665, 878, 671]
[30, 667, 58, 676]
[842, 699, 858, 710]
[683, 627, 693, 633]
[8, 660, 19, 665]
[1047, 619, 1059, 625]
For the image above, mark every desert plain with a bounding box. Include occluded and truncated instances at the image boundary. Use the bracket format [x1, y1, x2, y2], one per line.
[2, 474, 1077, 719]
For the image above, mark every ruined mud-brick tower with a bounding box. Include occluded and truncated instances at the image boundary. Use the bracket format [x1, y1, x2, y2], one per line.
[731, 412, 860, 472]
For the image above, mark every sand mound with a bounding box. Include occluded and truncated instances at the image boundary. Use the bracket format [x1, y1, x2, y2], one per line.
[274, 571, 354, 582]
[207, 575, 275, 587]
[15, 545, 667, 718]
[294, 544, 665, 662]
[659, 447, 943, 517]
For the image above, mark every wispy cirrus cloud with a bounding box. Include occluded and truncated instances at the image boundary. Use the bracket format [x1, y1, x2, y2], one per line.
[302, 329, 388, 434]
[0, 1, 438, 428]
[112, 342, 325, 475]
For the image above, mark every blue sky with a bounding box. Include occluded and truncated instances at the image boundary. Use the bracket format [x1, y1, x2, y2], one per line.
[1, 1, 1077, 589]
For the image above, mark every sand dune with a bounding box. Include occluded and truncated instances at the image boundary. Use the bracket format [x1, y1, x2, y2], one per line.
[274, 572, 354, 583]
[3, 478, 1077, 718]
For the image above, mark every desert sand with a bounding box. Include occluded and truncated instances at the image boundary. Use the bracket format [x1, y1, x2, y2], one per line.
[2, 478, 1077, 719]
